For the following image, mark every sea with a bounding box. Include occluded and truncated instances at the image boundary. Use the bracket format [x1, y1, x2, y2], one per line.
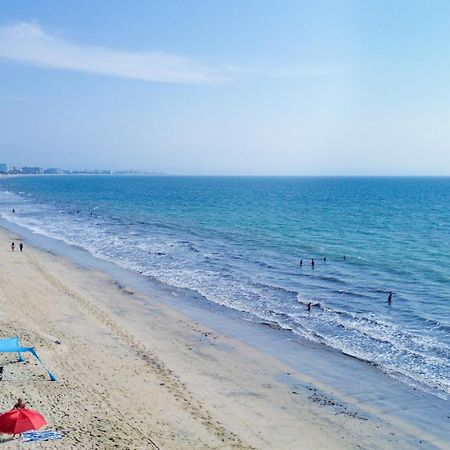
[0, 175, 449, 401]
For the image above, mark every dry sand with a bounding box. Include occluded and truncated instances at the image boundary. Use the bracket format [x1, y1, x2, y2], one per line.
[0, 227, 438, 449]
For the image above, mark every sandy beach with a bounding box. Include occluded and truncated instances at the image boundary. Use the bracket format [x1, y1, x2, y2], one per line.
[0, 226, 446, 449]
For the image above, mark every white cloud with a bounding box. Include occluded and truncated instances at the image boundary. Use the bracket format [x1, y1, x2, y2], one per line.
[0, 22, 225, 84]
[0, 22, 341, 86]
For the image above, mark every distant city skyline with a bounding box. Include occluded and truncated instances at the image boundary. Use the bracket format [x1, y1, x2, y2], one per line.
[1, 1, 450, 175]
[0, 162, 161, 175]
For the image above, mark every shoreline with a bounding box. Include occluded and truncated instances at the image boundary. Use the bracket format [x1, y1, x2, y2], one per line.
[0, 223, 448, 448]
[0, 212, 448, 401]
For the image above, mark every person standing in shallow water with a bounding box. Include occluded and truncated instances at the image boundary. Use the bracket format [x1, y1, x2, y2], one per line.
[299, 259, 303, 267]
[19, 242, 23, 252]
[387, 292, 393, 304]
[311, 258, 315, 268]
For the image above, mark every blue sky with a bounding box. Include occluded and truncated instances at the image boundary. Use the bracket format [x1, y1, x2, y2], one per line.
[0, 0, 449, 175]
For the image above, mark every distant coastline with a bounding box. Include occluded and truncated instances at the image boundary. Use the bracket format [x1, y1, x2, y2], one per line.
[0, 171, 167, 177]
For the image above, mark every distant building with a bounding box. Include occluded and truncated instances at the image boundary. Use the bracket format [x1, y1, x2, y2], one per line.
[22, 167, 43, 174]
[0, 163, 8, 173]
[44, 168, 63, 174]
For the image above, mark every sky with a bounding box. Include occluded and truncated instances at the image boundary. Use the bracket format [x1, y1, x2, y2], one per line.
[0, 0, 450, 175]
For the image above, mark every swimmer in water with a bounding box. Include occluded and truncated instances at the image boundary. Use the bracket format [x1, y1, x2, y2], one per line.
[387, 292, 393, 304]
[323, 256, 326, 262]
[307, 302, 312, 312]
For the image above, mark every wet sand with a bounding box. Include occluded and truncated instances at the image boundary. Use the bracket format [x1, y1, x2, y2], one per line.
[0, 227, 445, 449]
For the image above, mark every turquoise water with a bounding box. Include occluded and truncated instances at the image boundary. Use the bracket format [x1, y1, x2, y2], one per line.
[1, 176, 449, 399]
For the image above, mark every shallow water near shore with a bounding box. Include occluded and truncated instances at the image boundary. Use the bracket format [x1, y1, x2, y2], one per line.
[0, 175, 449, 403]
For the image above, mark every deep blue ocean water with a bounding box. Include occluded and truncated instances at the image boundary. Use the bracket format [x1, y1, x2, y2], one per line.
[0, 176, 449, 399]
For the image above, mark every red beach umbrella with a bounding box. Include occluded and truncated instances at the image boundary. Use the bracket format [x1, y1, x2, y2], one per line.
[0, 409, 47, 435]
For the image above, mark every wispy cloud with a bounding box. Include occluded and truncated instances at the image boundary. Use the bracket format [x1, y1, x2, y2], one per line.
[0, 22, 342, 85]
[0, 22, 225, 84]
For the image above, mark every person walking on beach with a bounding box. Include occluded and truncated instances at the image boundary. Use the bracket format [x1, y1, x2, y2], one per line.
[11, 242, 15, 252]
[311, 258, 315, 268]
[19, 242, 23, 252]
[387, 292, 393, 304]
